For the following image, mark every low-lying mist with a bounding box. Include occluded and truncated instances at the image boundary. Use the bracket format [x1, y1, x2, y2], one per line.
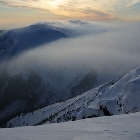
[2, 21, 140, 85]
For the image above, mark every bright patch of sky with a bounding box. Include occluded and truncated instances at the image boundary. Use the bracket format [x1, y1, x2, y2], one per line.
[0, 0, 140, 29]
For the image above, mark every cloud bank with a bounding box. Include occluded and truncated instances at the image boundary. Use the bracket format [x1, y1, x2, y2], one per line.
[0, 0, 140, 20]
[2, 21, 140, 85]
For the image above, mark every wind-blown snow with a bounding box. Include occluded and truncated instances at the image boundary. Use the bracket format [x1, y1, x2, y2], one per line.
[1, 112, 140, 140]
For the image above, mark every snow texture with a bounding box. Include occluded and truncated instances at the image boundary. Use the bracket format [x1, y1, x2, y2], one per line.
[0, 112, 140, 140]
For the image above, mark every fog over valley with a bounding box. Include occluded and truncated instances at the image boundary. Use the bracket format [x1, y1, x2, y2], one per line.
[0, 20, 140, 127]
[1, 0, 140, 138]
[2, 21, 140, 84]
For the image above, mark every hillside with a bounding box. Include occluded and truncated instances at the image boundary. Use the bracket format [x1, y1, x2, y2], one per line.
[0, 23, 72, 61]
[4, 66, 140, 127]
[0, 22, 99, 126]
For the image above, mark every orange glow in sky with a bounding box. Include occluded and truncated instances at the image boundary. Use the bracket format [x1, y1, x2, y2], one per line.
[0, 0, 140, 29]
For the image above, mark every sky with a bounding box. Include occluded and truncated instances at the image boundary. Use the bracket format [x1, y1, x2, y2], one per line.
[0, 0, 140, 29]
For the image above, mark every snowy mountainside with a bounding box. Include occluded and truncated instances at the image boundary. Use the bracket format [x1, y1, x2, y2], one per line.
[0, 22, 103, 126]
[0, 23, 71, 61]
[1, 112, 140, 140]
[0, 65, 98, 127]
[0, 21, 103, 126]
[4, 66, 140, 128]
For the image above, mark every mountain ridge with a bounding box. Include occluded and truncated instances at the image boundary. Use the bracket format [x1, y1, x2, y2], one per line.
[0, 23, 73, 61]
[3, 66, 140, 128]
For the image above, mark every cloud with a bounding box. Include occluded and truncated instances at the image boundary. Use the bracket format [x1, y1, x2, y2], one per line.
[126, 0, 140, 7]
[2, 21, 140, 85]
[1, 0, 139, 20]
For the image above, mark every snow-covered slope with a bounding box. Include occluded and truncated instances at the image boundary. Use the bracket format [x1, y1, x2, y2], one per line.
[0, 64, 98, 127]
[0, 23, 72, 61]
[1, 112, 140, 140]
[4, 66, 140, 128]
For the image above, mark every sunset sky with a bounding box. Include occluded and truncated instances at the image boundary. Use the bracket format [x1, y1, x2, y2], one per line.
[0, 0, 140, 29]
